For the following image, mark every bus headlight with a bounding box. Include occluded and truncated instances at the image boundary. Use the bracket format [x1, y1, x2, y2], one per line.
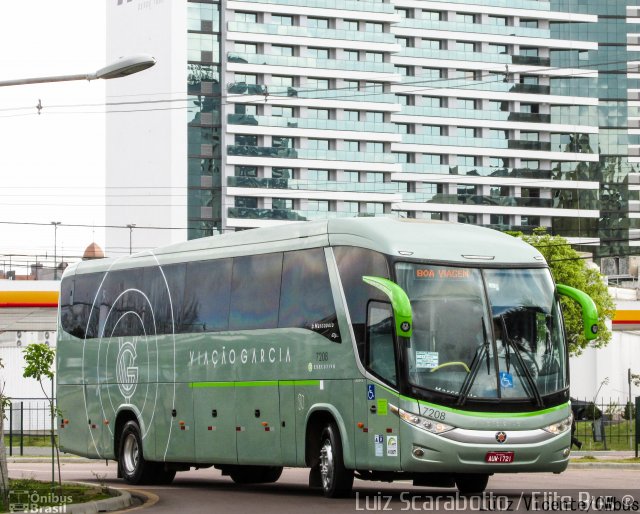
[542, 414, 573, 435]
[391, 404, 454, 435]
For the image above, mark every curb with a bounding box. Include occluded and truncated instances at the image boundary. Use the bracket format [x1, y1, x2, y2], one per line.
[568, 462, 640, 470]
[66, 487, 132, 514]
[8, 457, 93, 463]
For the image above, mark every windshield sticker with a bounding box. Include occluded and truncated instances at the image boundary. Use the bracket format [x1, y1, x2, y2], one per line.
[387, 436, 398, 457]
[374, 435, 383, 457]
[416, 351, 439, 369]
[500, 371, 514, 389]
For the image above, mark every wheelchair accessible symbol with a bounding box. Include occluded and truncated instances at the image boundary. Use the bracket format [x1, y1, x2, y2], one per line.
[499, 371, 514, 389]
[367, 384, 376, 400]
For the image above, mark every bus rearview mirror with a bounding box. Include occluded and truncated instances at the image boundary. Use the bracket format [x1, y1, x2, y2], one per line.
[362, 276, 413, 338]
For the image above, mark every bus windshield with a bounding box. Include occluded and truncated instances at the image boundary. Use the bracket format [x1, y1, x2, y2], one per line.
[394, 263, 567, 401]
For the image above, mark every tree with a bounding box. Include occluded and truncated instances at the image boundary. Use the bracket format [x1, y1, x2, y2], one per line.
[22, 343, 61, 487]
[513, 228, 615, 356]
[0, 358, 9, 509]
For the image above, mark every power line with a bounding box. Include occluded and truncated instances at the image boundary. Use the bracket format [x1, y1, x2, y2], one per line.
[0, 57, 633, 117]
[0, 220, 187, 230]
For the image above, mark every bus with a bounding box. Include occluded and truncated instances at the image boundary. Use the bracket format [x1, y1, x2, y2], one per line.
[56, 218, 598, 497]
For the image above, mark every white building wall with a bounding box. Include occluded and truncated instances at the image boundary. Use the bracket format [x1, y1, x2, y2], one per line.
[105, 0, 188, 255]
[570, 331, 640, 406]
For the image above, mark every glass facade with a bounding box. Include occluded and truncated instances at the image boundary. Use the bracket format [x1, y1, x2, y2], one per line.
[550, 0, 640, 255]
[188, 0, 222, 239]
[182, 0, 640, 252]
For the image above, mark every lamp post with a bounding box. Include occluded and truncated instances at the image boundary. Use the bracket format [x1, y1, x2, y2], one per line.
[0, 54, 156, 88]
[51, 221, 61, 280]
[127, 224, 136, 255]
[593, 377, 609, 450]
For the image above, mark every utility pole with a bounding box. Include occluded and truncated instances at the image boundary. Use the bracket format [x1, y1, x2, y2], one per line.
[127, 224, 136, 255]
[51, 221, 61, 280]
[630, 368, 634, 448]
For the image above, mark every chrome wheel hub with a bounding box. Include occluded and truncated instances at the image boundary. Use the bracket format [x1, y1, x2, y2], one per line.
[123, 433, 139, 474]
[320, 438, 334, 491]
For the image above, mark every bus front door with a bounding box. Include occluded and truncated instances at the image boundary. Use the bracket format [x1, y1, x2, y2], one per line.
[365, 301, 401, 469]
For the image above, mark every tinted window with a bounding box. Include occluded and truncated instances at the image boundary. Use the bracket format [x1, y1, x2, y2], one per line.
[69, 272, 104, 339]
[230, 253, 283, 330]
[147, 263, 186, 335]
[182, 259, 232, 332]
[99, 269, 144, 338]
[279, 248, 340, 342]
[367, 301, 397, 385]
[334, 247, 389, 359]
[60, 276, 74, 335]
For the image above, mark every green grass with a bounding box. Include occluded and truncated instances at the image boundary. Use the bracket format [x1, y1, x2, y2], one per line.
[574, 419, 638, 451]
[3, 435, 58, 448]
[1, 479, 111, 513]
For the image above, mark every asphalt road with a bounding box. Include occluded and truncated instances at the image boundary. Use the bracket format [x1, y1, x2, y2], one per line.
[7, 461, 640, 513]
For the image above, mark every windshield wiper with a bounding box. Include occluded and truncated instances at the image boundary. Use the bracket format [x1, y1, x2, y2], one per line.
[500, 315, 543, 408]
[456, 318, 491, 407]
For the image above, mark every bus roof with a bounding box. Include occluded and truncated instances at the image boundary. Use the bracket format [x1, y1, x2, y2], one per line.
[66, 218, 544, 276]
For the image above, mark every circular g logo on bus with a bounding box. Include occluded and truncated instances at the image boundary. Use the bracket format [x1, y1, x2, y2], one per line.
[116, 340, 139, 401]
[495, 431, 507, 444]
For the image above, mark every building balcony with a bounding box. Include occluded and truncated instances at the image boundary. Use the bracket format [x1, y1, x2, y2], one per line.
[227, 176, 404, 193]
[512, 55, 551, 67]
[227, 52, 398, 75]
[227, 21, 398, 46]
[227, 145, 397, 163]
[402, 193, 554, 208]
[227, 113, 398, 134]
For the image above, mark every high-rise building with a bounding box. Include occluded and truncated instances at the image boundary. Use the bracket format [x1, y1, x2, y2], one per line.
[106, 0, 639, 257]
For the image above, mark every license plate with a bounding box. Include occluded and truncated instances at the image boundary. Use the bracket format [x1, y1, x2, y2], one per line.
[485, 451, 514, 463]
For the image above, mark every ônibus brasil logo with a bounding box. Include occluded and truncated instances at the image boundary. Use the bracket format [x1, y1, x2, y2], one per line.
[116, 339, 139, 401]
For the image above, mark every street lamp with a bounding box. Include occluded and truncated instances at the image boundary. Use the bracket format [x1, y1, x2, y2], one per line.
[593, 377, 609, 450]
[0, 54, 156, 88]
[51, 221, 61, 280]
[126, 224, 136, 255]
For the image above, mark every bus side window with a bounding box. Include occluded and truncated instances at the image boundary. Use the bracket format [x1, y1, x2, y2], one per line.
[366, 301, 397, 386]
[334, 247, 389, 361]
[69, 272, 104, 339]
[60, 276, 74, 336]
[230, 253, 283, 330]
[279, 248, 340, 342]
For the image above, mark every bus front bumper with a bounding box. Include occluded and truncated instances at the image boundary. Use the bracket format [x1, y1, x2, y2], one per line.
[400, 423, 571, 474]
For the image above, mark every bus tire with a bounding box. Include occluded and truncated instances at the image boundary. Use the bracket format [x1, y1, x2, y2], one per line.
[118, 420, 170, 485]
[455, 473, 489, 495]
[228, 465, 283, 484]
[319, 422, 353, 498]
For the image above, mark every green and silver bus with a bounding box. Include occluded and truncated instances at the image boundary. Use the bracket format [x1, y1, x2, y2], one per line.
[56, 218, 598, 497]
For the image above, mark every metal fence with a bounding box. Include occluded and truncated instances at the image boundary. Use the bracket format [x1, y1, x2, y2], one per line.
[5, 397, 55, 456]
[571, 397, 637, 451]
[3, 396, 636, 455]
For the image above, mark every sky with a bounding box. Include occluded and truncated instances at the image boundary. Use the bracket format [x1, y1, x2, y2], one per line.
[0, 1, 106, 275]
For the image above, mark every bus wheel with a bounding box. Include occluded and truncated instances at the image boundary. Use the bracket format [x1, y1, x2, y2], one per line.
[319, 422, 353, 498]
[118, 420, 175, 485]
[228, 465, 283, 484]
[455, 474, 489, 495]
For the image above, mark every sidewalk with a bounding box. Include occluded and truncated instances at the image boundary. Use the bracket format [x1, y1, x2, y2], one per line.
[570, 450, 637, 459]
